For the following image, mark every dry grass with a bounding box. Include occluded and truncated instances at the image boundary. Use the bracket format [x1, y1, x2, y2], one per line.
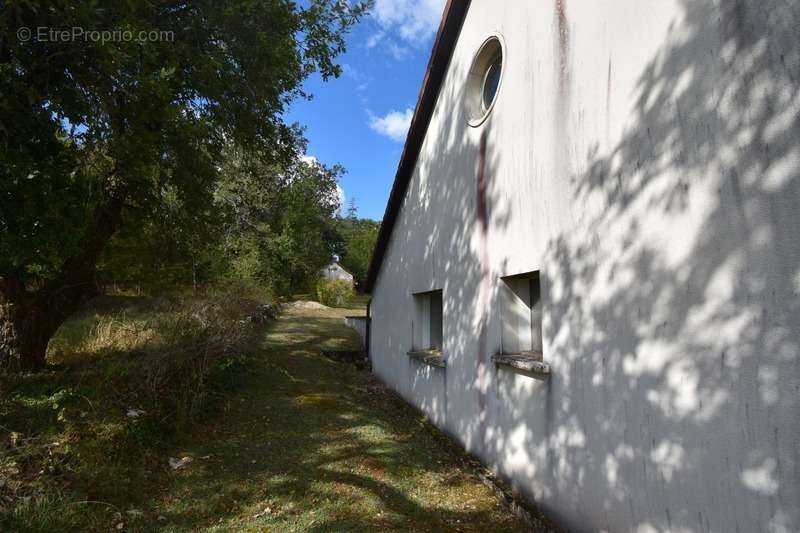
[46, 295, 260, 422]
[50, 314, 155, 363]
[135, 298, 256, 421]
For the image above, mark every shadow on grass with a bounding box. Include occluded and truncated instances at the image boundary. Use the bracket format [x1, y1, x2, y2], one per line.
[1, 302, 540, 531]
[152, 308, 533, 532]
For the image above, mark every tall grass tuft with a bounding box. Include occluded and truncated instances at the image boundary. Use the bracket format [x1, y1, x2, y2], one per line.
[45, 294, 259, 423]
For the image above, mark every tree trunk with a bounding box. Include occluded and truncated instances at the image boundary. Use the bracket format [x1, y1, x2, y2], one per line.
[0, 288, 66, 371]
[0, 198, 123, 372]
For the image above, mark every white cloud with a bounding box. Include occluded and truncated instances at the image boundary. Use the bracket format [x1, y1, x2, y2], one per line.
[368, 108, 413, 142]
[342, 63, 372, 93]
[372, 0, 445, 42]
[336, 183, 346, 213]
[387, 41, 410, 61]
[366, 31, 385, 49]
[368, 0, 445, 58]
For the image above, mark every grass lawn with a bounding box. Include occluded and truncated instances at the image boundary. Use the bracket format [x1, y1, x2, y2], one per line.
[151, 303, 532, 532]
[2, 297, 543, 532]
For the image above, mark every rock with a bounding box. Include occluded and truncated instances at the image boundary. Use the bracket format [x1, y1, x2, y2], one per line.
[286, 300, 329, 310]
[126, 409, 146, 418]
[168, 456, 193, 470]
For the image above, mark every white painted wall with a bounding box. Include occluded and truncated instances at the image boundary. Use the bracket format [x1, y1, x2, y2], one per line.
[369, 1, 800, 531]
[344, 316, 368, 348]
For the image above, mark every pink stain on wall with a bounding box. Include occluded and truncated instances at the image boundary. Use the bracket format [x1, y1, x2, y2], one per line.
[556, 0, 569, 90]
[476, 130, 490, 428]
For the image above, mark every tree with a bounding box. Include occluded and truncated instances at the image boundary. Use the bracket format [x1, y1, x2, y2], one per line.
[214, 142, 343, 294]
[346, 197, 358, 220]
[0, 0, 367, 370]
[335, 203, 380, 287]
[97, 183, 221, 292]
[274, 158, 343, 291]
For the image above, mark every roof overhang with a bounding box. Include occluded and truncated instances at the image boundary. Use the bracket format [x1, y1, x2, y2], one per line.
[364, 0, 471, 292]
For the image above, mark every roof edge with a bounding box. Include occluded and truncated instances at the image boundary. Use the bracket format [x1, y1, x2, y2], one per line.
[331, 261, 355, 277]
[364, 0, 471, 292]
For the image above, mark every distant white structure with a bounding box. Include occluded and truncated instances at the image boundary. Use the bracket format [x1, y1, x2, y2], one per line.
[320, 261, 354, 285]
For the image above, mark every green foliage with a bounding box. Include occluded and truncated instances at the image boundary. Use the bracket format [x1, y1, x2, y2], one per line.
[209, 148, 344, 295]
[95, 103, 349, 298]
[97, 187, 220, 291]
[315, 279, 354, 307]
[335, 207, 380, 286]
[0, 0, 369, 371]
[0, 0, 367, 286]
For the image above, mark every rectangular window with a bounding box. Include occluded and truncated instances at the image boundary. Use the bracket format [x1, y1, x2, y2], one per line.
[500, 271, 542, 356]
[412, 289, 443, 351]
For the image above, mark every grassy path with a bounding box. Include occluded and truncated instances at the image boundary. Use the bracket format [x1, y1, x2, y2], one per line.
[149, 303, 531, 532]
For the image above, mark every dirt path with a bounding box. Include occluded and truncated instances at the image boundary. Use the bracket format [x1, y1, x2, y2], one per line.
[148, 303, 533, 532]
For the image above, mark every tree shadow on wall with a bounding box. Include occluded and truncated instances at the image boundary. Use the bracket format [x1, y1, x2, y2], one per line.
[517, 1, 799, 531]
[372, 1, 798, 531]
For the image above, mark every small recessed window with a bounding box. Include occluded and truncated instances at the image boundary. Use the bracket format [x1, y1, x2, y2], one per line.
[499, 271, 542, 356]
[493, 271, 551, 377]
[407, 289, 446, 368]
[467, 35, 504, 126]
[412, 290, 443, 352]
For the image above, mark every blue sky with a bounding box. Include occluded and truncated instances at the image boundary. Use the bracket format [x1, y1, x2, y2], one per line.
[285, 0, 446, 221]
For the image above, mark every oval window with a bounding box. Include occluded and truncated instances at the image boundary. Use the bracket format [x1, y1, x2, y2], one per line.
[466, 36, 504, 126]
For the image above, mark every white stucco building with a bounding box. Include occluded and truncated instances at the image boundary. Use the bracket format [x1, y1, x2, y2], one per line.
[364, 1, 799, 531]
[320, 261, 354, 285]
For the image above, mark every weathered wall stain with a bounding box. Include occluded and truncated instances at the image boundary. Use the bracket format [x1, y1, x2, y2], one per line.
[476, 129, 490, 430]
[553, 0, 572, 188]
[606, 58, 612, 147]
[555, 0, 569, 92]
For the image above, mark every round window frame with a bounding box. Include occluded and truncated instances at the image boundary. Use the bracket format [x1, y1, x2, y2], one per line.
[466, 34, 505, 127]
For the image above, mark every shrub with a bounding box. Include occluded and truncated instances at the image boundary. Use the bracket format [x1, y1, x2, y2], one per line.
[134, 298, 254, 422]
[314, 279, 354, 307]
[47, 294, 260, 424]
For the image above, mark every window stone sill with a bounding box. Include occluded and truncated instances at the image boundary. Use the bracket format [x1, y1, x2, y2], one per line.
[407, 349, 446, 368]
[492, 352, 550, 376]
